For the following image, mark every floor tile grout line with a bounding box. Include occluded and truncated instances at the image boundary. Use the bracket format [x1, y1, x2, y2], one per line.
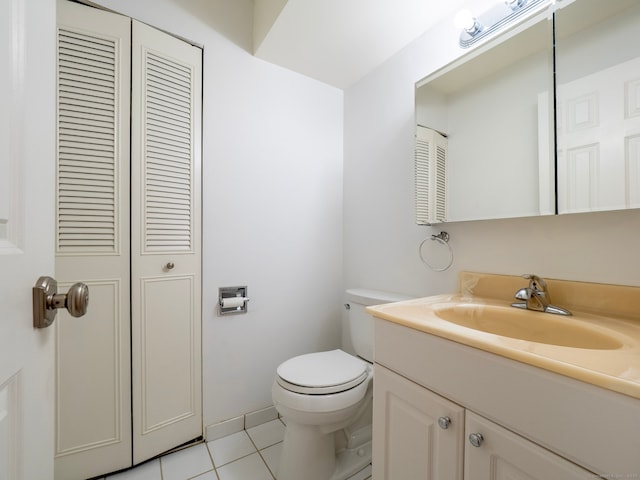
[256, 447, 277, 480]
[158, 442, 216, 480]
[246, 418, 287, 452]
[244, 428, 278, 480]
[206, 436, 258, 470]
[255, 418, 286, 479]
[246, 429, 275, 479]
[200, 441, 219, 479]
[184, 467, 216, 480]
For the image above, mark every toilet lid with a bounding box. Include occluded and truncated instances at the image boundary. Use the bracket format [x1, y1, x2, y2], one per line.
[277, 349, 369, 394]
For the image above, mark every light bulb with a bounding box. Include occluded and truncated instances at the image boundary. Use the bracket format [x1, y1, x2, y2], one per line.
[454, 9, 482, 35]
[454, 9, 475, 30]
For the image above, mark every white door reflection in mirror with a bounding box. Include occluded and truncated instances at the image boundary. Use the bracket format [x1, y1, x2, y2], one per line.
[555, 0, 640, 214]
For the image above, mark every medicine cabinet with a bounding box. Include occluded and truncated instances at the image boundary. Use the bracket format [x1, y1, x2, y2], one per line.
[415, 0, 640, 223]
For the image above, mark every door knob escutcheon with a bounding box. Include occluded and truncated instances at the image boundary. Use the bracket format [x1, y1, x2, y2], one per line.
[33, 276, 89, 328]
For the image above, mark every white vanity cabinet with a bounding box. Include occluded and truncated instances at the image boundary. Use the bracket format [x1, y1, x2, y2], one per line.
[371, 317, 640, 479]
[464, 412, 591, 480]
[373, 364, 464, 479]
[373, 364, 592, 480]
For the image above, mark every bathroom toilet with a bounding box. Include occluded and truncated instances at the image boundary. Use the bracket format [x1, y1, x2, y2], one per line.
[272, 289, 411, 480]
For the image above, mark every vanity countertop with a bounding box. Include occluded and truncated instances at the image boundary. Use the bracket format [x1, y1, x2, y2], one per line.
[366, 272, 640, 400]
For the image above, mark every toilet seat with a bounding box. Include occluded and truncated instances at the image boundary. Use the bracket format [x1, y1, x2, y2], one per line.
[277, 349, 369, 395]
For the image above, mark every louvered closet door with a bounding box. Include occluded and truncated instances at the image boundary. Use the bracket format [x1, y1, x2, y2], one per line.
[415, 126, 448, 224]
[55, 2, 132, 479]
[131, 20, 203, 463]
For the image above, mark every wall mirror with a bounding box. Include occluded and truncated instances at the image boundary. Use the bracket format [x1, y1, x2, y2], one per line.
[555, 0, 640, 214]
[415, 9, 554, 223]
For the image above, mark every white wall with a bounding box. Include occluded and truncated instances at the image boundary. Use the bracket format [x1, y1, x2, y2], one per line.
[77, 0, 640, 435]
[92, 0, 344, 428]
[344, 13, 640, 300]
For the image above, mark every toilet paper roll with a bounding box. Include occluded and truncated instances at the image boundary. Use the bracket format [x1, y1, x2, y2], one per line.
[221, 296, 247, 309]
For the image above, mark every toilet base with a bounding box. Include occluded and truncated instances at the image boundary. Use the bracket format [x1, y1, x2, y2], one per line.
[277, 422, 335, 480]
[330, 439, 371, 480]
[277, 424, 371, 480]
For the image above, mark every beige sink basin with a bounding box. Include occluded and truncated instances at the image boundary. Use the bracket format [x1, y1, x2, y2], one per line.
[433, 303, 623, 350]
[366, 272, 640, 399]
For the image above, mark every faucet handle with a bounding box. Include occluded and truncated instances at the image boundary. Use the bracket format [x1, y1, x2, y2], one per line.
[523, 274, 547, 292]
[514, 287, 531, 301]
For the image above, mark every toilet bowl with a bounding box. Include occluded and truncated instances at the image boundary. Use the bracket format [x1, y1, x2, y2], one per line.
[272, 289, 412, 480]
[272, 349, 373, 480]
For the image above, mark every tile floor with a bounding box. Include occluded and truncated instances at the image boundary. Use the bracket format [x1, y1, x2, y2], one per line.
[100, 418, 372, 480]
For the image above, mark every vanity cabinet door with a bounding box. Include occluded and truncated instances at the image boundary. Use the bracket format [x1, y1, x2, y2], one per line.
[464, 411, 593, 480]
[372, 364, 464, 480]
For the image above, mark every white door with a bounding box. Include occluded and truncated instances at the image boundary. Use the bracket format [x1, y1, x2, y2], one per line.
[0, 0, 56, 479]
[131, 20, 203, 463]
[54, 2, 132, 479]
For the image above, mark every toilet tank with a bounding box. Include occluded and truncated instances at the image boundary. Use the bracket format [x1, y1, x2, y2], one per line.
[345, 289, 413, 362]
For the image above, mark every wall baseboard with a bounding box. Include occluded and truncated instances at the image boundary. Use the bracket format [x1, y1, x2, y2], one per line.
[245, 405, 279, 429]
[205, 405, 279, 442]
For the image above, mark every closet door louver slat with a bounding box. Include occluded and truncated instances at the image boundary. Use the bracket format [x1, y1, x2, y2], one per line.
[57, 28, 118, 253]
[143, 51, 194, 252]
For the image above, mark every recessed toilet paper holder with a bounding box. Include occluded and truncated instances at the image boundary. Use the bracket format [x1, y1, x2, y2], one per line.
[218, 286, 249, 316]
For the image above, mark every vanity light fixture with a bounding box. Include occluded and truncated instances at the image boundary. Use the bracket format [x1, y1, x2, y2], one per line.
[456, 0, 551, 48]
[505, 0, 527, 10]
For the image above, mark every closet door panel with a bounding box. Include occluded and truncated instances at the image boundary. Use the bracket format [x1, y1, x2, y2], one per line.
[139, 276, 198, 432]
[55, 1, 132, 479]
[131, 19, 202, 464]
[56, 280, 123, 447]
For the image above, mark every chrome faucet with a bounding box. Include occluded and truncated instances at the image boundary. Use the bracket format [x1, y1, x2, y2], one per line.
[511, 274, 572, 316]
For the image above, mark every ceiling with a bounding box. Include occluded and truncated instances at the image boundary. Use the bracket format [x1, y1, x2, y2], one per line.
[253, 0, 477, 89]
